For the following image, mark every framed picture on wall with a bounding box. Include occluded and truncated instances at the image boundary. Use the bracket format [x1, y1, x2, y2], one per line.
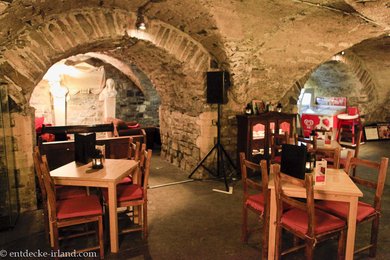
[364, 125, 379, 141]
[377, 123, 390, 139]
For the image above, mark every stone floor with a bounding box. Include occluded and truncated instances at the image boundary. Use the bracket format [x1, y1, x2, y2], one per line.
[0, 141, 389, 259]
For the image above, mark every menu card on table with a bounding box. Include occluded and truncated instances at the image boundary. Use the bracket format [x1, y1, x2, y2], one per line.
[314, 160, 327, 185]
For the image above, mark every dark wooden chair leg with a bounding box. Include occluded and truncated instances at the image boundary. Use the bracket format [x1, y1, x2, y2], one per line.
[305, 240, 314, 260]
[241, 206, 248, 242]
[143, 203, 148, 239]
[369, 217, 380, 257]
[337, 229, 346, 260]
[98, 216, 104, 259]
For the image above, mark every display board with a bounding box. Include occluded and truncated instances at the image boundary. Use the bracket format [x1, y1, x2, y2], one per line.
[364, 123, 390, 141]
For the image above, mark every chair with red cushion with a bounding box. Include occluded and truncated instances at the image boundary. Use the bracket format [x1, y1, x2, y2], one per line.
[34, 146, 87, 200]
[272, 163, 347, 259]
[240, 153, 269, 260]
[316, 156, 389, 257]
[33, 146, 50, 242]
[102, 146, 152, 239]
[39, 155, 104, 258]
[315, 146, 341, 169]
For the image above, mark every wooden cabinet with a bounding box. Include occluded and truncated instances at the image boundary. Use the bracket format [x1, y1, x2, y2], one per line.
[236, 112, 297, 165]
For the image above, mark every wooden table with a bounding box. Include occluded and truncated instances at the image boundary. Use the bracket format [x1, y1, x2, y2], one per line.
[50, 159, 138, 253]
[268, 169, 363, 260]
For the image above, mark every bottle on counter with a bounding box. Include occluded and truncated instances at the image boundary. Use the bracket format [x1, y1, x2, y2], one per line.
[276, 103, 282, 112]
[245, 103, 253, 115]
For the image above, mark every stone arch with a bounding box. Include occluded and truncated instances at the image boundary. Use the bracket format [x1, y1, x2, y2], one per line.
[279, 50, 379, 120]
[0, 6, 224, 177]
[0, 7, 213, 110]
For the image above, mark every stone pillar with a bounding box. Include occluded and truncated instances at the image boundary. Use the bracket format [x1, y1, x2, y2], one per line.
[99, 78, 117, 120]
[196, 111, 217, 157]
[49, 80, 68, 126]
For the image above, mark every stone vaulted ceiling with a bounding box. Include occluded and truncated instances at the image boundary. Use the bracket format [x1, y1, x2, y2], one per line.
[0, 0, 389, 117]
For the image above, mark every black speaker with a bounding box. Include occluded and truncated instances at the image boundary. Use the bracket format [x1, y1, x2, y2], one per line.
[206, 71, 230, 104]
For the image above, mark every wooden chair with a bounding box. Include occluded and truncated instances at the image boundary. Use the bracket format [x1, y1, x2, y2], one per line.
[315, 156, 389, 257]
[117, 140, 145, 185]
[33, 146, 50, 242]
[103, 146, 152, 239]
[39, 155, 105, 258]
[128, 137, 142, 161]
[294, 134, 317, 151]
[315, 146, 341, 169]
[336, 125, 363, 168]
[270, 132, 289, 164]
[314, 127, 334, 141]
[34, 146, 87, 201]
[272, 163, 347, 259]
[240, 153, 269, 260]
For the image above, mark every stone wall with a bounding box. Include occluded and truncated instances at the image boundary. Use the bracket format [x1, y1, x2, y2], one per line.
[104, 64, 160, 127]
[160, 107, 202, 174]
[12, 112, 36, 212]
[30, 61, 161, 128]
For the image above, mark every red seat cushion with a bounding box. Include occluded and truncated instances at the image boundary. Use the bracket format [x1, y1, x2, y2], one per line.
[245, 193, 265, 212]
[118, 176, 132, 185]
[102, 184, 144, 203]
[273, 156, 281, 164]
[282, 208, 345, 235]
[56, 195, 102, 220]
[315, 200, 376, 222]
[56, 186, 87, 200]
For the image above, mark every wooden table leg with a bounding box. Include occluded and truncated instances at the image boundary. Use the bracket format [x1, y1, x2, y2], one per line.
[268, 188, 277, 259]
[108, 183, 119, 253]
[345, 197, 358, 259]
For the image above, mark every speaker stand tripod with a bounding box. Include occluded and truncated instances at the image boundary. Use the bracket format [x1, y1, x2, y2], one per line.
[188, 104, 236, 191]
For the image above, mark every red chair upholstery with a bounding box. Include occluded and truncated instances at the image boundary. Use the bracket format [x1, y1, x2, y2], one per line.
[240, 153, 269, 260]
[55, 185, 87, 200]
[316, 156, 389, 257]
[272, 164, 346, 259]
[102, 147, 152, 239]
[39, 155, 104, 258]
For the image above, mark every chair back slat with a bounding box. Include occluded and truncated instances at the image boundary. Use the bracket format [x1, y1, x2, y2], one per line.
[240, 153, 268, 196]
[345, 156, 389, 211]
[40, 155, 58, 222]
[138, 145, 152, 191]
[33, 146, 47, 201]
[109, 137, 131, 159]
[272, 164, 316, 237]
[128, 140, 141, 161]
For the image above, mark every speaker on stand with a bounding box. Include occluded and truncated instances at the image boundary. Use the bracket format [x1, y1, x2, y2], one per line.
[188, 71, 236, 192]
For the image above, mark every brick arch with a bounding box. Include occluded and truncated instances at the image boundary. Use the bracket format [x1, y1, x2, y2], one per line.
[0, 7, 212, 110]
[279, 51, 379, 119]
